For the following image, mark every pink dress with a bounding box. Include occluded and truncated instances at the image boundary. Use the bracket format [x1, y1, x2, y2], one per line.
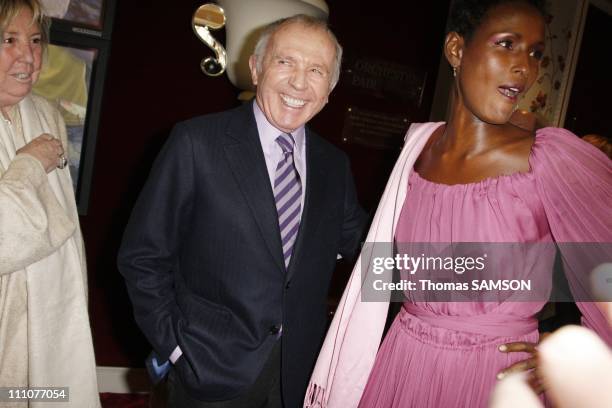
[358, 126, 612, 408]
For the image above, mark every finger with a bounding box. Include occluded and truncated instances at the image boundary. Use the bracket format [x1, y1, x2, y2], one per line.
[533, 354, 545, 381]
[528, 375, 546, 395]
[532, 382, 545, 395]
[51, 140, 63, 154]
[533, 367, 543, 383]
[499, 342, 537, 353]
[497, 357, 537, 379]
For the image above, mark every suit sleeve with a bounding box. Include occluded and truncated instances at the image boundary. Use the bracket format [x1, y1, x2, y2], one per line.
[117, 123, 195, 360]
[337, 155, 368, 262]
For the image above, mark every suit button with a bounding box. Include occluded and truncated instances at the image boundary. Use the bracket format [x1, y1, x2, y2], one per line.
[269, 324, 282, 335]
[285, 281, 291, 289]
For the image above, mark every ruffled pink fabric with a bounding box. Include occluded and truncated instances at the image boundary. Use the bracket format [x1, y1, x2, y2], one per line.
[531, 128, 612, 344]
[359, 127, 611, 408]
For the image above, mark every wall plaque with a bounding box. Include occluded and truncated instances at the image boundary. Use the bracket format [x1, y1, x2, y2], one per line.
[342, 107, 410, 150]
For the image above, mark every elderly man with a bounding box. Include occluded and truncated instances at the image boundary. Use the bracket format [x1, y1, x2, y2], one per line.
[118, 15, 367, 408]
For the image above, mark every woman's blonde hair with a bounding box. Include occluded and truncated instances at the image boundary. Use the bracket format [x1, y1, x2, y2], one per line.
[0, 0, 50, 46]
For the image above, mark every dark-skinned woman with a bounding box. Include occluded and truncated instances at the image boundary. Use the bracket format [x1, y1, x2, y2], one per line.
[305, 1, 611, 407]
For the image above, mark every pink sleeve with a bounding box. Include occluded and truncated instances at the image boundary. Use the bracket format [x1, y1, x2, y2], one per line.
[530, 127, 612, 345]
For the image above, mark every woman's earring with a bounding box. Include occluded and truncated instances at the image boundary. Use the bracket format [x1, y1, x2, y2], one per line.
[452, 66, 457, 77]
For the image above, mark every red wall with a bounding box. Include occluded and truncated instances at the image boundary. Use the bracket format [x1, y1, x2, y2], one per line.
[83, 0, 450, 367]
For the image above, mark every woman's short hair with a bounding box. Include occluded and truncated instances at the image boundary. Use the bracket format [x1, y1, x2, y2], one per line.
[447, 0, 547, 41]
[252, 14, 343, 91]
[0, 0, 50, 46]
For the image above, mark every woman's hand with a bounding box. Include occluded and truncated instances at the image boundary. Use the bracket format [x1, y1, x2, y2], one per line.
[16, 134, 66, 173]
[497, 332, 551, 394]
[491, 327, 612, 408]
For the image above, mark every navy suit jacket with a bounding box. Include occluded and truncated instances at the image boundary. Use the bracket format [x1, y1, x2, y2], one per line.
[118, 102, 367, 406]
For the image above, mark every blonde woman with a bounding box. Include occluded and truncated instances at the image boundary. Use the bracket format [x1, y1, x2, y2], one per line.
[0, 0, 99, 406]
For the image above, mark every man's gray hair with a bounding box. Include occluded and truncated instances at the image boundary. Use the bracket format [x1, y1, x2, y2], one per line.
[252, 14, 343, 90]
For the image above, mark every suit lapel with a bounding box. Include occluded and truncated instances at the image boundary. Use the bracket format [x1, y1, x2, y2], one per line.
[287, 128, 327, 282]
[223, 104, 285, 273]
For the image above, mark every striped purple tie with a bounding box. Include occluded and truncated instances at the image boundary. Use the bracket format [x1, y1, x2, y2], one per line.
[274, 133, 302, 269]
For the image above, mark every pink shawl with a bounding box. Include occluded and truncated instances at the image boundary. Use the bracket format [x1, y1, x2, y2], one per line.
[304, 122, 444, 407]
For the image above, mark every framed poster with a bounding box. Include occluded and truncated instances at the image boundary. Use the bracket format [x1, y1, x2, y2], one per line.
[41, 0, 117, 39]
[33, 31, 111, 214]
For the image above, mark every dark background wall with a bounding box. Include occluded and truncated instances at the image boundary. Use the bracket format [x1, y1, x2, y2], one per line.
[564, 4, 612, 136]
[83, 0, 450, 367]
